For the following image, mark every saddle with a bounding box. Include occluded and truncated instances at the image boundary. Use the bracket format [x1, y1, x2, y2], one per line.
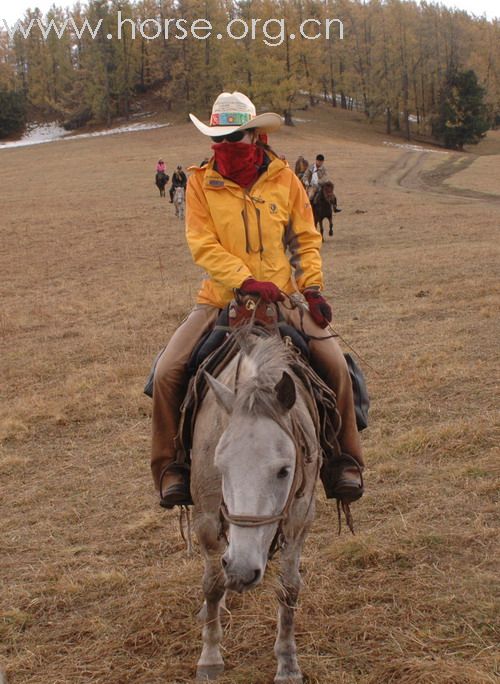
[143, 298, 369, 434]
[142, 297, 309, 399]
[188, 298, 310, 376]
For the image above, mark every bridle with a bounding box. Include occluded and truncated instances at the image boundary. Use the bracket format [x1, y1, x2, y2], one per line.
[218, 413, 320, 559]
[213, 296, 324, 556]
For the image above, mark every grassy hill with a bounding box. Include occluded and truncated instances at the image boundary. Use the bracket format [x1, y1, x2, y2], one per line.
[0, 105, 498, 683]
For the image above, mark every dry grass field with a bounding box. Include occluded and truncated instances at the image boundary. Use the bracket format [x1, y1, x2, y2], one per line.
[1, 105, 499, 684]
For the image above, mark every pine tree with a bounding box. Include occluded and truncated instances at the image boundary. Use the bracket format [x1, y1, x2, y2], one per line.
[0, 88, 26, 137]
[432, 67, 490, 149]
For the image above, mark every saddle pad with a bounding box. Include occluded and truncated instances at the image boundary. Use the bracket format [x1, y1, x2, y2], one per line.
[345, 353, 370, 431]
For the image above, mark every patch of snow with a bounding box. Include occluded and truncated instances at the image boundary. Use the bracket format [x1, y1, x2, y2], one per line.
[12, 122, 70, 146]
[383, 141, 448, 154]
[69, 121, 170, 141]
[0, 121, 169, 150]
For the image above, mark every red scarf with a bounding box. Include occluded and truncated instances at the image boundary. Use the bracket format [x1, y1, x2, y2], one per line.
[212, 142, 265, 188]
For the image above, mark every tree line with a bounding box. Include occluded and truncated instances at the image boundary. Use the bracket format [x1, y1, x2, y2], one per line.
[0, 0, 498, 147]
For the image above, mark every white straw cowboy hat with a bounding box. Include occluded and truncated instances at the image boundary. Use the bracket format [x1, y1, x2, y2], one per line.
[189, 91, 282, 136]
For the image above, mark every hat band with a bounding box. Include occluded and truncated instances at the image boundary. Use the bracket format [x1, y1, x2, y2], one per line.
[210, 111, 255, 127]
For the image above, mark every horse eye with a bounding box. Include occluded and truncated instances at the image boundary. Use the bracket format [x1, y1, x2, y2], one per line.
[277, 467, 290, 479]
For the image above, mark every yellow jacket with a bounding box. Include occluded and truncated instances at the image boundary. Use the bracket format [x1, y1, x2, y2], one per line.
[185, 153, 324, 308]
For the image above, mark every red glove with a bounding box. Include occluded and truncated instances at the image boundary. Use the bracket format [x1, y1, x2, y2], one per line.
[240, 278, 285, 303]
[304, 289, 332, 328]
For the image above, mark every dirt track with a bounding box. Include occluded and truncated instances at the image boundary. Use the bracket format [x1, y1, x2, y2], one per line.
[379, 148, 500, 203]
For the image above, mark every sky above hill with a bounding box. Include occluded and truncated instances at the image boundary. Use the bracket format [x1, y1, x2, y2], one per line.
[0, 0, 498, 26]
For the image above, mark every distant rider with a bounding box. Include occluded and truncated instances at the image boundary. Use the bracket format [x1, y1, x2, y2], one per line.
[169, 165, 187, 203]
[303, 153, 341, 211]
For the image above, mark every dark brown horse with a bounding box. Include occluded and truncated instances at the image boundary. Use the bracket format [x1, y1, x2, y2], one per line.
[155, 171, 169, 197]
[312, 181, 339, 241]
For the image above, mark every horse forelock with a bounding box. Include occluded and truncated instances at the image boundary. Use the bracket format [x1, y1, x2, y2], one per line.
[234, 335, 293, 418]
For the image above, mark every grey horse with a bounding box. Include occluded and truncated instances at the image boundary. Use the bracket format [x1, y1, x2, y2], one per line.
[173, 186, 185, 220]
[191, 333, 321, 683]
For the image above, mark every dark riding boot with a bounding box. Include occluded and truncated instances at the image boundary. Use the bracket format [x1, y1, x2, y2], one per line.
[332, 454, 364, 502]
[321, 453, 364, 503]
[159, 462, 192, 509]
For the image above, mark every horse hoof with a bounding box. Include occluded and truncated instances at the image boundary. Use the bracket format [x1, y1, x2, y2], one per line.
[196, 664, 224, 680]
[329, 230, 333, 236]
[274, 675, 303, 683]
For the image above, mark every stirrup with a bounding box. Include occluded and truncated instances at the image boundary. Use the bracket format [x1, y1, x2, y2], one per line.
[159, 463, 193, 509]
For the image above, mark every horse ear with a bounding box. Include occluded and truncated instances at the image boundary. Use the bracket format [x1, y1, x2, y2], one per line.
[275, 371, 296, 411]
[204, 372, 234, 414]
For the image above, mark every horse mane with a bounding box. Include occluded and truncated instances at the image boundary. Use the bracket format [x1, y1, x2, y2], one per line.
[230, 331, 322, 465]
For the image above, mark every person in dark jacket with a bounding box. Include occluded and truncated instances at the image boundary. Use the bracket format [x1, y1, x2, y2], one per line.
[169, 165, 187, 203]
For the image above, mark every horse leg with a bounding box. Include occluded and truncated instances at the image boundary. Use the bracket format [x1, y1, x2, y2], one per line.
[329, 217, 333, 237]
[319, 220, 324, 242]
[274, 539, 305, 683]
[196, 549, 226, 680]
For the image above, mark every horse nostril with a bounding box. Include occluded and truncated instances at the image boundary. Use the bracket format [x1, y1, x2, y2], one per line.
[221, 556, 228, 569]
[251, 568, 261, 584]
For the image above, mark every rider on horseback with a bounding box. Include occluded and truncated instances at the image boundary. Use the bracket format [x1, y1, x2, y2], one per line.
[169, 165, 187, 203]
[304, 154, 342, 211]
[151, 92, 363, 509]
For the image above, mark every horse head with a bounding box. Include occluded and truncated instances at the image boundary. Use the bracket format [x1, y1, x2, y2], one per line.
[204, 336, 315, 594]
[322, 180, 335, 201]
